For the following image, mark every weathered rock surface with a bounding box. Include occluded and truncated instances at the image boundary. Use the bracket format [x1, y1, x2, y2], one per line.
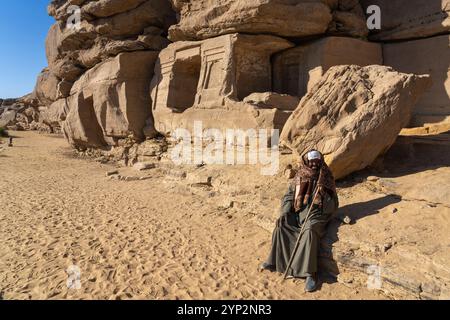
[152, 32, 437, 144]
[0, 109, 19, 128]
[280, 65, 431, 179]
[63, 51, 158, 149]
[360, 0, 450, 41]
[273, 36, 382, 98]
[35, 0, 177, 148]
[45, 0, 176, 88]
[327, 0, 369, 37]
[0, 98, 18, 108]
[0, 95, 41, 131]
[243, 92, 300, 111]
[168, 0, 368, 42]
[33, 68, 60, 106]
[40, 98, 69, 132]
[169, 0, 331, 41]
[38, 1, 447, 150]
[383, 35, 450, 127]
[133, 162, 156, 171]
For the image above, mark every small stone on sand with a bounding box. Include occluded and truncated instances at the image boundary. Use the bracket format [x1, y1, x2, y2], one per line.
[106, 170, 119, 177]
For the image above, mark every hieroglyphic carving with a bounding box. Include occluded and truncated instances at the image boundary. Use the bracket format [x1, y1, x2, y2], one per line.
[196, 47, 226, 107]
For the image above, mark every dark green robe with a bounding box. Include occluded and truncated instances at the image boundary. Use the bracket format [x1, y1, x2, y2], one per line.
[265, 184, 339, 278]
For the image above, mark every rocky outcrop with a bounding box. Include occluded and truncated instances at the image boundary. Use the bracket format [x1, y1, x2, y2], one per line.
[327, 0, 369, 37]
[0, 98, 18, 108]
[356, 0, 450, 129]
[280, 65, 431, 179]
[0, 95, 42, 131]
[63, 51, 158, 149]
[150, 34, 386, 137]
[360, 0, 450, 41]
[31, 1, 447, 155]
[36, 0, 177, 147]
[168, 0, 368, 42]
[0, 108, 19, 128]
[169, 0, 331, 41]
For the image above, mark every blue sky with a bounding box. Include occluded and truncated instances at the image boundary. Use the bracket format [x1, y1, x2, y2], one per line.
[0, 1, 54, 98]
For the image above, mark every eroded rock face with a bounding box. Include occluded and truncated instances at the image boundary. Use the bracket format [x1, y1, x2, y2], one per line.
[0, 109, 19, 128]
[40, 98, 69, 131]
[33, 68, 60, 106]
[0, 95, 41, 131]
[243, 92, 300, 111]
[327, 0, 369, 37]
[38, 0, 176, 148]
[168, 0, 368, 42]
[45, 0, 176, 85]
[63, 51, 158, 149]
[280, 65, 431, 179]
[383, 35, 450, 127]
[360, 0, 450, 41]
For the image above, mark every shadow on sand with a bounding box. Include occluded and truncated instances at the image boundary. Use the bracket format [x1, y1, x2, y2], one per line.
[336, 131, 450, 189]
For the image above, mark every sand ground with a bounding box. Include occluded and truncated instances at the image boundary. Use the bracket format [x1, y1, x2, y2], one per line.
[1, 131, 447, 300]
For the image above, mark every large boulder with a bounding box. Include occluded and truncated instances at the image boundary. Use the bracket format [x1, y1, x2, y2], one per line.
[280, 65, 431, 179]
[168, 0, 367, 41]
[0, 98, 18, 107]
[360, 0, 450, 41]
[63, 51, 158, 149]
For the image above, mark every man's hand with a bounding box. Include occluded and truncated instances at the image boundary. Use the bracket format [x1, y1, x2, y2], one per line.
[294, 196, 302, 212]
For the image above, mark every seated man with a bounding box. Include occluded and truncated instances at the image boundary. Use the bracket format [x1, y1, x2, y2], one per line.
[260, 150, 339, 292]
